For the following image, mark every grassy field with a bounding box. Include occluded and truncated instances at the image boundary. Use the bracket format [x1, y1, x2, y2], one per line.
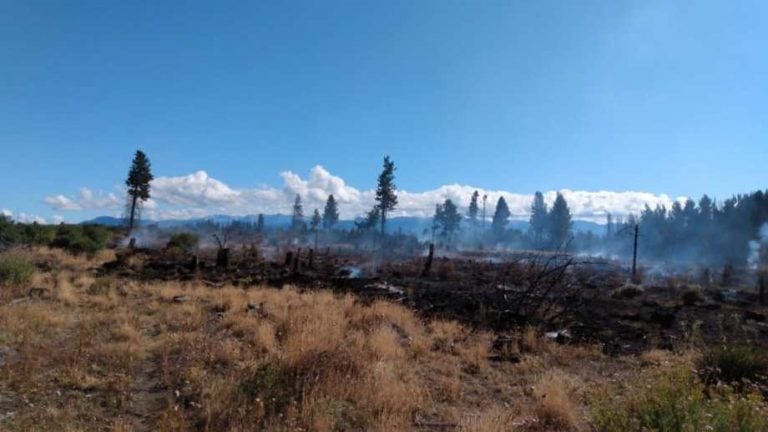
[1, 248, 767, 431]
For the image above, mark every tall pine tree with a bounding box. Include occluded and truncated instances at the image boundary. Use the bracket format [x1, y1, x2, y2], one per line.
[322, 194, 340, 229]
[291, 194, 304, 232]
[256, 214, 265, 233]
[311, 209, 321, 231]
[125, 150, 153, 231]
[438, 199, 462, 246]
[468, 191, 480, 227]
[310, 209, 321, 249]
[548, 193, 572, 249]
[491, 197, 511, 236]
[375, 156, 398, 235]
[528, 191, 548, 247]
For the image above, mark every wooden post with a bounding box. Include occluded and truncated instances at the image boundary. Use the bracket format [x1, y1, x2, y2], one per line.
[308, 248, 314, 269]
[292, 248, 301, 273]
[422, 243, 435, 277]
[284, 251, 293, 268]
[632, 224, 639, 280]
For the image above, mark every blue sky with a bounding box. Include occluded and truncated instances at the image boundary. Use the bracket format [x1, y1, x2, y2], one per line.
[1, 0, 767, 222]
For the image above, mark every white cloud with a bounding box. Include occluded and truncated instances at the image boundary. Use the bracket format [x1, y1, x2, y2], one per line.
[43, 194, 81, 211]
[44, 165, 686, 223]
[0, 209, 47, 224]
[16, 213, 47, 224]
[43, 188, 121, 211]
[152, 170, 241, 207]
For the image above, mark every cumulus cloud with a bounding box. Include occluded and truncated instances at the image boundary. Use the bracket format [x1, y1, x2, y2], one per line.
[44, 188, 121, 211]
[0, 209, 47, 224]
[16, 213, 47, 224]
[43, 165, 685, 223]
[43, 194, 81, 211]
[152, 171, 241, 207]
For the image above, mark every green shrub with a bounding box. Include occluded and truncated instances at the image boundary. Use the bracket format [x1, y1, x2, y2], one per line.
[166, 232, 199, 253]
[680, 286, 703, 306]
[612, 284, 644, 299]
[0, 252, 36, 287]
[700, 345, 768, 387]
[591, 367, 768, 432]
[1, 217, 58, 248]
[237, 362, 295, 416]
[51, 224, 110, 255]
[20, 223, 56, 246]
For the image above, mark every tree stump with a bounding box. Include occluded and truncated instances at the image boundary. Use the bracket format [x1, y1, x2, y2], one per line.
[216, 248, 230, 269]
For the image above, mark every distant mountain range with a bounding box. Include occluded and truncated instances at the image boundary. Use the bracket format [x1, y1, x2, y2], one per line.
[83, 215, 606, 236]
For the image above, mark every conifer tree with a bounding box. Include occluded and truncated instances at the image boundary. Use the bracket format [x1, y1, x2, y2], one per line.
[356, 207, 380, 231]
[528, 191, 548, 246]
[375, 156, 398, 235]
[311, 209, 321, 249]
[291, 194, 304, 232]
[434, 198, 462, 246]
[322, 194, 340, 229]
[468, 191, 480, 227]
[125, 150, 153, 231]
[491, 197, 511, 236]
[311, 209, 321, 231]
[256, 214, 265, 233]
[548, 192, 572, 249]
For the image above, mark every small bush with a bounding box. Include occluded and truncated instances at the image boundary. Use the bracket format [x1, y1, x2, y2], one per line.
[591, 367, 768, 432]
[699, 345, 768, 387]
[237, 362, 295, 416]
[0, 252, 36, 287]
[612, 284, 644, 299]
[680, 286, 703, 306]
[436, 260, 455, 280]
[51, 224, 111, 255]
[534, 370, 582, 430]
[87, 278, 113, 296]
[166, 232, 199, 253]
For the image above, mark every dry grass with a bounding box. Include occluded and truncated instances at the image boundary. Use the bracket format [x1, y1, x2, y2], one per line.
[2, 249, 764, 431]
[532, 369, 585, 431]
[0, 251, 506, 431]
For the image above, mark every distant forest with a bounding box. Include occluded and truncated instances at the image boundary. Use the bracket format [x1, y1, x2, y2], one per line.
[2, 151, 767, 268]
[3, 189, 768, 269]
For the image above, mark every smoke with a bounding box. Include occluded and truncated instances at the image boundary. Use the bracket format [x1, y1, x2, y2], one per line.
[747, 223, 768, 270]
[120, 228, 164, 249]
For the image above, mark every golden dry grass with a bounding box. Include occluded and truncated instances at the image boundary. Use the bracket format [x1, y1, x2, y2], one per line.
[3, 249, 763, 431]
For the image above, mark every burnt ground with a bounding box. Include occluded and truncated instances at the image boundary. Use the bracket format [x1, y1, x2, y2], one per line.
[100, 247, 768, 356]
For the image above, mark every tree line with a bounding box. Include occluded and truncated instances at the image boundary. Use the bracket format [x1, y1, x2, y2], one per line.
[4, 149, 768, 268]
[602, 191, 768, 267]
[430, 191, 574, 251]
